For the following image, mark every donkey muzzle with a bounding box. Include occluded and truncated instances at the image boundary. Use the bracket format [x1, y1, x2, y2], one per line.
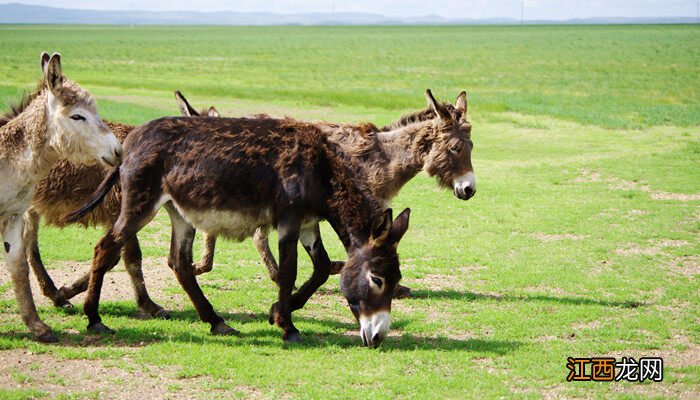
[359, 311, 390, 348]
[453, 171, 476, 200]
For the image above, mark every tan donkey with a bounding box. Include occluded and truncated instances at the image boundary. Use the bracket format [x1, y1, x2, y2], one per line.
[0, 52, 122, 342]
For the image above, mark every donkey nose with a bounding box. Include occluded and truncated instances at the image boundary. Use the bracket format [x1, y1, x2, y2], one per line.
[455, 185, 476, 200]
[114, 148, 123, 162]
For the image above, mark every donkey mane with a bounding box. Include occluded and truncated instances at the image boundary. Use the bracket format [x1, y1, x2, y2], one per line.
[317, 102, 458, 159]
[380, 102, 459, 132]
[0, 80, 45, 128]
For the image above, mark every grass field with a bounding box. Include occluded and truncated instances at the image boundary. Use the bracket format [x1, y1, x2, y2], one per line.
[0, 24, 698, 399]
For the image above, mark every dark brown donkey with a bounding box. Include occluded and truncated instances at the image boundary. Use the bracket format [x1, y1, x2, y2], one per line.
[67, 100, 435, 346]
[181, 91, 475, 299]
[25, 93, 219, 315]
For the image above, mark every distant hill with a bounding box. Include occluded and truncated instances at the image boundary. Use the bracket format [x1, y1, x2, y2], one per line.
[0, 3, 697, 25]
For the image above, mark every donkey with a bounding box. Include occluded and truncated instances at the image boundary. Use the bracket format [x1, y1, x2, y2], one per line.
[68, 90, 461, 347]
[25, 92, 219, 316]
[180, 91, 475, 299]
[68, 96, 482, 347]
[0, 52, 122, 342]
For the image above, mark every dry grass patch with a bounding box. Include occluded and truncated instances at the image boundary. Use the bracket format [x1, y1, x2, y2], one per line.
[615, 239, 691, 257]
[0, 257, 183, 308]
[0, 348, 259, 399]
[574, 169, 700, 202]
[668, 255, 700, 277]
[533, 233, 587, 243]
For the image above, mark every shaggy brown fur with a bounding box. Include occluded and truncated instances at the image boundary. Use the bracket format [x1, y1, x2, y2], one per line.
[32, 122, 131, 227]
[23, 121, 169, 317]
[186, 94, 471, 300]
[239, 92, 473, 299]
[26, 94, 218, 313]
[69, 113, 414, 346]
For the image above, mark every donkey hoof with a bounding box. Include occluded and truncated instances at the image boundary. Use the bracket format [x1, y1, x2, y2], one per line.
[54, 298, 74, 309]
[211, 322, 239, 336]
[283, 331, 303, 343]
[193, 264, 212, 276]
[35, 331, 59, 343]
[152, 309, 171, 320]
[393, 284, 413, 299]
[87, 322, 115, 335]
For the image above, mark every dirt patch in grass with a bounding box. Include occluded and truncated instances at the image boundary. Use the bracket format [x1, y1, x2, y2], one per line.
[574, 169, 700, 202]
[411, 273, 465, 291]
[0, 348, 268, 399]
[651, 191, 700, 201]
[571, 320, 602, 330]
[668, 255, 699, 277]
[588, 259, 615, 276]
[615, 240, 691, 257]
[532, 233, 587, 243]
[0, 257, 183, 308]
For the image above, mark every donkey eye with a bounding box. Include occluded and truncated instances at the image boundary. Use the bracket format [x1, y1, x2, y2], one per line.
[371, 276, 383, 289]
[70, 114, 86, 121]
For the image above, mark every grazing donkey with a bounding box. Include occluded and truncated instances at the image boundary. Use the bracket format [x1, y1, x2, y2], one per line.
[77, 95, 488, 346]
[177, 91, 475, 299]
[26, 92, 219, 315]
[0, 52, 122, 342]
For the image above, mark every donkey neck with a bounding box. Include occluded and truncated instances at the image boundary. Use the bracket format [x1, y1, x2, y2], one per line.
[320, 147, 383, 250]
[347, 119, 438, 205]
[0, 89, 61, 182]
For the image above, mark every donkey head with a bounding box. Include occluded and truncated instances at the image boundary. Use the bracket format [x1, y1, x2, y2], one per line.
[422, 89, 476, 200]
[174, 91, 220, 117]
[341, 208, 410, 348]
[41, 52, 122, 167]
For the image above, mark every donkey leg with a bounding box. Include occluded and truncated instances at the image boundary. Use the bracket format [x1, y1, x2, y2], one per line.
[253, 227, 280, 284]
[122, 236, 169, 319]
[193, 232, 216, 275]
[164, 203, 236, 336]
[23, 209, 72, 308]
[84, 227, 126, 334]
[3, 215, 57, 342]
[289, 223, 331, 311]
[268, 217, 302, 342]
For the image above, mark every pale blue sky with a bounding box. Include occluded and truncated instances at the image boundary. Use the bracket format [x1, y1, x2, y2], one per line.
[2, 0, 698, 20]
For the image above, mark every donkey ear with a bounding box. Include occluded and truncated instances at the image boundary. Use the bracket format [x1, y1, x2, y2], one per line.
[389, 208, 410, 246]
[40, 52, 50, 74]
[370, 208, 393, 247]
[425, 89, 452, 120]
[174, 90, 199, 116]
[46, 53, 63, 94]
[207, 106, 221, 117]
[455, 91, 467, 118]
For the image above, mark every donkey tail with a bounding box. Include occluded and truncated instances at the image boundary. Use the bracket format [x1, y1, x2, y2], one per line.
[64, 167, 120, 224]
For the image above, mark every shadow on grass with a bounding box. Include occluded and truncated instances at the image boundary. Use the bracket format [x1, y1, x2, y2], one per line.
[1, 303, 521, 353]
[92, 303, 360, 330]
[411, 289, 646, 308]
[0, 327, 521, 354]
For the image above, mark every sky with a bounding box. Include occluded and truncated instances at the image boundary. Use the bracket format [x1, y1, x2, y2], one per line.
[2, 0, 698, 20]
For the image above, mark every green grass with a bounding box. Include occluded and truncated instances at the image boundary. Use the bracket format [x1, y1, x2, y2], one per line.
[0, 25, 698, 399]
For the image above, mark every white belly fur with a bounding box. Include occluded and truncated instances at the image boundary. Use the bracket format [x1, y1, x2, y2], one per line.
[171, 201, 273, 242]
